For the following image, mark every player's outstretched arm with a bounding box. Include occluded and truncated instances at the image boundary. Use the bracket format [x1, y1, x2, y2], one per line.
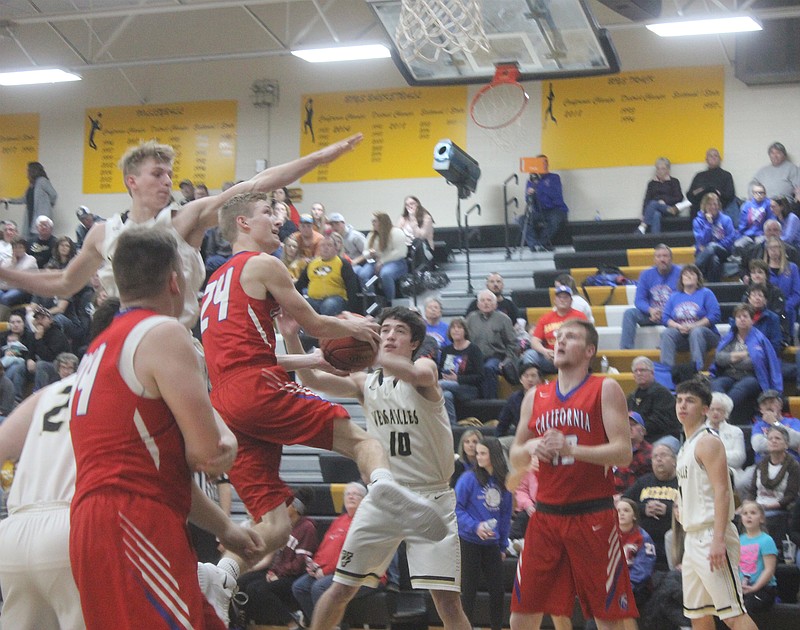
[0, 223, 105, 298]
[135, 319, 236, 476]
[695, 434, 732, 572]
[0, 389, 45, 463]
[189, 483, 265, 562]
[175, 133, 364, 245]
[551, 377, 632, 467]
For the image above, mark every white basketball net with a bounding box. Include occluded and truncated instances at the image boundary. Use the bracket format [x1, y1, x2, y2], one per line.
[396, 0, 489, 63]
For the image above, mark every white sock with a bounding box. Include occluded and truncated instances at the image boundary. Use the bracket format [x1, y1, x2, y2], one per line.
[217, 556, 240, 582]
[637, 223, 646, 234]
[369, 468, 394, 485]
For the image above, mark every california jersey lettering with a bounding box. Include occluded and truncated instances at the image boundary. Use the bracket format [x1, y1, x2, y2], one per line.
[363, 370, 453, 487]
[529, 375, 615, 504]
[70, 310, 191, 515]
[201, 251, 279, 387]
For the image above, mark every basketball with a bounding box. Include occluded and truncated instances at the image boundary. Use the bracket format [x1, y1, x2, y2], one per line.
[320, 336, 377, 372]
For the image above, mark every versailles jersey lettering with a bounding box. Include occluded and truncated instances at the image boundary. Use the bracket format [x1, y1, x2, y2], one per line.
[529, 375, 616, 505]
[363, 370, 453, 488]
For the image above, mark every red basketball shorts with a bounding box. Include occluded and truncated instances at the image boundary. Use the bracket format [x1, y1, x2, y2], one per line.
[211, 366, 349, 520]
[511, 507, 638, 621]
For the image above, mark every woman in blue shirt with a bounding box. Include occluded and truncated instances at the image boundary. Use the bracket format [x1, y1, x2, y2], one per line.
[455, 437, 512, 630]
[693, 192, 736, 282]
[765, 236, 800, 334]
[660, 264, 721, 370]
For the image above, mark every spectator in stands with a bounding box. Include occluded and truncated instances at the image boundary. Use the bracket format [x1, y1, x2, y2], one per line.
[706, 392, 746, 473]
[620, 244, 681, 349]
[738, 500, 778, 613]
[616, 498, 657, 613]
[281, 235, 307, 282]
[734, 183, 772, 253]
[27, 215, 57, 269]
[751, 390, 800, 464]
[309, 202, 329, 234]
[710, 303, 782, 424]
[74, 206, 104, 249]
[748, 424, 800, 550]
[614, 411, 653, 494]
[423, 297, 449, 347]
[523, 154, 569, 250]
[0, 363, 14, 421]
[290, 482, 371, 626]
[240, 487, 318, 627]
[496, 362, 542, 440]
[24, 305, 69, 392]
[397, 196, 435, 271]
[686, 147, 738, 221]
[660, 264, 721, 371]
[355, 212, 408, 304]
[0, 238, 37, 308]
[636, 157, 684, 234]
[451, 429, 481, 488]
[744, 266, 787, 339]
[765, 236, 800, 335]
[297, 214, 324, 261]
[202, 225, 232, 281]
[771, 196, 800, 250]
[295, 235, 361, 316]
[741, 219, 800, 282]
[752, 141, 800, 199]
[329, 212, 366, 265]
[178, 178, 194, 205]
[273, 186, 301, 225]
[693, 192, 736, 282]
[271, 201, 298, 244]
[34, 280, 93, 351]
[509, 468, 538, 548]
[0, 161, 57, 237]
[523, 286, 586, 375]
[438, 317, 484, 425]
[554, 273, 593, 323]
[33, 350, 77, 392]
[465, 289, 518, 398]
[455, 436, 512, 630]
[0, 221, 18, 267]
[624, 444, 679, 570]
[195, 183, 209, 198]
[627, 356, 682, 451]
[465, 272, 521, 324]
[45, 236, 77, 271]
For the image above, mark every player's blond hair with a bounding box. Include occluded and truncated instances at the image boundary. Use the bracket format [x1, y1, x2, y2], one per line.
[118, 141, 175, 177]
[218, 192, 270, 244]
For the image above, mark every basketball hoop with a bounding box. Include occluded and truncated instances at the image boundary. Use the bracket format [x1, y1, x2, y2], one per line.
[396, 0, 489, 63]
[470, 64, 529, 129]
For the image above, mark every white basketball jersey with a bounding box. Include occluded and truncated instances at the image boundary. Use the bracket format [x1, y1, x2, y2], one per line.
[99, 207, 205, 328]
[7, 375, 77, 512]
[363, 370, 454, 488]
[677, 426, 734, 532]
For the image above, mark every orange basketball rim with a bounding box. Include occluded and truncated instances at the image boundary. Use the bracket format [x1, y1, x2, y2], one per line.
[470, 63, 530, 130]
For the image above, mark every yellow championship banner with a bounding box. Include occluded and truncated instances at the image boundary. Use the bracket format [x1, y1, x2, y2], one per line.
[299, 86, 467, 183]
[83, 101, 237, 194]
[541, 66, 724, 169]
[0, 114, 39, 196]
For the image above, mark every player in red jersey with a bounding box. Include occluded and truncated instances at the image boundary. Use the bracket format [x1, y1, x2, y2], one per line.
[509, 318, 638, 630]
[200, 193, 448, 582]
[69, 229, 263, 630]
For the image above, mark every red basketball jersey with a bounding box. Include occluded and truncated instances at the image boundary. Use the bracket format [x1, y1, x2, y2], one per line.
[528, 375, 616, 505]
[70, 309, 191, 515]
[201, 251, 280, 387]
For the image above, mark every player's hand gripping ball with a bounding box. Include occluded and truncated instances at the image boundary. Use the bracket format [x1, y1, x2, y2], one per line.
[320, 315, 378, 372]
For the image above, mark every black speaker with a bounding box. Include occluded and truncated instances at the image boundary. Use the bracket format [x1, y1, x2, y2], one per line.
[735, 18, 800, 85]
[595, 0, 661, 21]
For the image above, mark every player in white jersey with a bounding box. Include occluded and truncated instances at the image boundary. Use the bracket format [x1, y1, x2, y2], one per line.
[0, 374, 84, 629]
[0, 134, 362, 330]
[674, 379, 757, 630]
[280, 306, 470, 630]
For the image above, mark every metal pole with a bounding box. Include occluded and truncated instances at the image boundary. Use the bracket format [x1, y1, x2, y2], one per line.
[502, 173, 518, 260]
